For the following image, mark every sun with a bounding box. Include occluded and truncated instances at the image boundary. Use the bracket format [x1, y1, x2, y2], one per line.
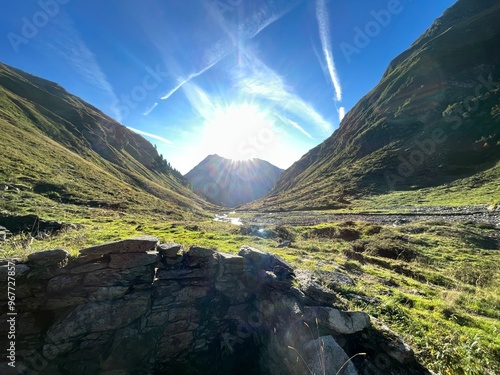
[202, 102, 274, 161]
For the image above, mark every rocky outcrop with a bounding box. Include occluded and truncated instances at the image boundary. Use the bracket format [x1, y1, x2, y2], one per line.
[0, 237, 431, 375]
[0, 214, 79, 239]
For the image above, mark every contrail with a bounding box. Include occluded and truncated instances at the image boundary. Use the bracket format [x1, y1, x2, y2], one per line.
[316, 0, 342, 102]
[127, 127, 173, 144]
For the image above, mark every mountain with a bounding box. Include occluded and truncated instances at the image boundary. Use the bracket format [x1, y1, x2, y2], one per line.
[0, 62, 212, 218]
[185, 154, 283, 207]
[247, 0, 500, 211]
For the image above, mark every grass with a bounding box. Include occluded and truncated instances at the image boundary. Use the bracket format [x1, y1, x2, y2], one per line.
[2, 209, 498, 374]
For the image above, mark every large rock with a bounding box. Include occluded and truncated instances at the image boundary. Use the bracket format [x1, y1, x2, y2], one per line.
[158, 242, 182, 258]
[108, 252, 158, 268]
[80, 236, 159, 255]
[27, 249, 70, 267]
[304, 306, 371, 335]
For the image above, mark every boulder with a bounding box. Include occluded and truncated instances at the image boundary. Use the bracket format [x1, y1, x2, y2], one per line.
[158, 242, 182, 257]
[80, 236, 159, 255]
[27, 249, 70, 267]
[187, 246, 217, 258]
[304, 306, 371, 334]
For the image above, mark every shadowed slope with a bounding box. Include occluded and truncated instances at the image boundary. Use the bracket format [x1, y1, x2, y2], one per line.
[246, 0, 500, 211]
[0, 63, 213, 217]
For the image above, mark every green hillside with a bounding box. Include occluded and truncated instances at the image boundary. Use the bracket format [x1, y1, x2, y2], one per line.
[0, 63, 213, 218]
[247, 0, 500, 211]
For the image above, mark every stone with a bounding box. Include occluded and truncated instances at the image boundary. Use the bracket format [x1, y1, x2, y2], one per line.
[377, 324, 415, 364]
[187, 246, 217, 258]
[80, 236, 159, 255]
[27, 249, 70, 267]
[84, 265, 154, 286]
[304, 306, 370, 334]
[84, 268, 126, 286]
[108, 252, 158, 268]
[168, 307, 199, 322]
[303, 335, 358, 375]
[47, 274, 83, 292]
[158, 242, 182, 257]
[70, 262, 108, 274]
[89, 286, 129, 302]
[238, 246, 268, 262]
[238, 246, 294, 277]
[294, 269, 341, 307]
[47, 292, 151, 341]
[175, 286, 209, 303]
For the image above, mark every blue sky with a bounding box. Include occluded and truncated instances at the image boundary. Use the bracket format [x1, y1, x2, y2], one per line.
[1, 0, 457, 173]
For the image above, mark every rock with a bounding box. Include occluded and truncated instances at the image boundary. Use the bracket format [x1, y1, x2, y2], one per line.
[175, 286, 209, 303]
[70, 262, 108, 274]
[187, 246, 216, 258]
[47, 292, 151, 342]
[89, 286, 129, 302]
[238, 246, 268, 262]
[304, 306, 371, 334]
[377, 323, 415, 364]
[27, 249, 70, 267]
[294, 270, 342, 307]
[238, 246, 294, 275]
[158, 242, 182, 257]
[80, 236, 159, 255]
[303, 335, 358, 375]
[47, 275, 83, 292]
[108, 252, 158, 268]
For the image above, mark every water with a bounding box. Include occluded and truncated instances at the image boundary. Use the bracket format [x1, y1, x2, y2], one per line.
[213, 213, 243, 226]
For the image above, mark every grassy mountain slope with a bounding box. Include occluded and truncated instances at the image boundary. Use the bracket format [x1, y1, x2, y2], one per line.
[185, 154, 283, 207]
[247, 0, 500, 211]
[0, 63, 213, 218]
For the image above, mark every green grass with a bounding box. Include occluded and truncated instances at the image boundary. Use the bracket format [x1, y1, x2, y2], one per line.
[1, 207, 499, 374]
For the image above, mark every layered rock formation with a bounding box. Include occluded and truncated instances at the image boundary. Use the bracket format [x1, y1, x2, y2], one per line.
[0, 237, 430, 374]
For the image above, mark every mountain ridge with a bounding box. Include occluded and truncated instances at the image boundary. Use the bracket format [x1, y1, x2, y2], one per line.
[246, 0, 500, 211]
[0, 62, 213, 217]
[185, 154, 283, 208]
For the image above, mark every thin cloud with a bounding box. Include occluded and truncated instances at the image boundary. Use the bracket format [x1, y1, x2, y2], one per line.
[48, 15, 121, 120]
[143, 102, 158, 116]
[160, 0, 305, 103]
[288, 119, 314, 139]
[235, 51, 333, 134]
[338, 106, 346, 121]
[160, 59, 222, 101]
[127, 127, 173, 144]
[316, 0, 342, 102]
